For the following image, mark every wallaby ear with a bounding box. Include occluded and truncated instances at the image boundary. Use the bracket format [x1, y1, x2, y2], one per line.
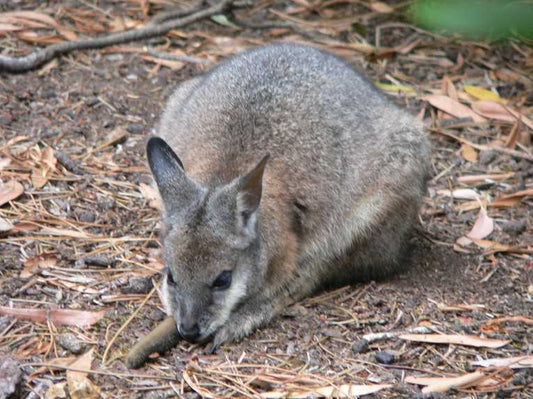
[146, 137, 203, 214]
[236, 154, 269, 236]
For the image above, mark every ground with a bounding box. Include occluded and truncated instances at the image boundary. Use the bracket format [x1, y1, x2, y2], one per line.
[0, 1, 532, 398]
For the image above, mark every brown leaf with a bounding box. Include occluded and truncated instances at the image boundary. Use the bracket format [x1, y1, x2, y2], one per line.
[0, 306, 108, 327]
[98, 126, 129, 149]
[0, 180, 24, 206]
[0, 11, 77, 41]
[142, 55, 185, 70]
[31, 147, 57, 188]
[471, 100, 533, 129]
[456, 173, 515, 184]
[67, 349, 100, 399]
[139, 183, 162, 210]
[406, 371, 494, 393]
[460, 143, 477, 162]
[29, 356, 76, 381]
[45, 382, 68, 399]
[442, 76, 457, 100]
[16, 31, 64, 45]
[20, 253, 57, 278]
[369, 2, 394, 13]
[399, 333, 510, 348]
[492, 189, 533, 207]
[423, 95, 486, 123]
[259, 384, 392, 398]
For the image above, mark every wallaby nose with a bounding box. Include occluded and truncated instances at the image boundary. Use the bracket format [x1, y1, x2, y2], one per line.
[178, 322, 200, 342]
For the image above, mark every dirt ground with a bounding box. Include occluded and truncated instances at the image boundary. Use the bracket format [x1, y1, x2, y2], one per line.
[0, 1, 532, 398]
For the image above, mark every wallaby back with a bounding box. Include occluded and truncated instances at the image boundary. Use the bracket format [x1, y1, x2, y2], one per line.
[148, 43, 430, 347]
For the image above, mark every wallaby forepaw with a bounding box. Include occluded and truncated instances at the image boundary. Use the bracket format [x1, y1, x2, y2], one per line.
[204, 341, 218, 354]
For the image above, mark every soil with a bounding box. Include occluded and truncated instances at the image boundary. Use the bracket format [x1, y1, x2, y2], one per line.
[0, 1, 531, 398]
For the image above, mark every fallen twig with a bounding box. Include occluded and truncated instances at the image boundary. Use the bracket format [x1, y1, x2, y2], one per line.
[0, 0, 234, 72]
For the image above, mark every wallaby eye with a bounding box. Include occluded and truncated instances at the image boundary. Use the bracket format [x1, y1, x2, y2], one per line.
[166, 269, 176, 285]
[212, 270, 232, 291]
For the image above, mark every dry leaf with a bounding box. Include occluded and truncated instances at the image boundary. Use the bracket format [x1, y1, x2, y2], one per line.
[29, 357, 76, 381]
[0, 215, 13, 232]
[437, 188, 480, 200]
[437, 303, 485, 312]
[31, 147, 58, 188]
[442, 76, 457, 100]
[405, 373, 500, 389]
[55, 280, 99, 295]
[375, 82, 416, 96]
[463, 85, 503, 103]
[457, 207, 493, 246]
[0, 157, 11, 169]
[0, 11, 77, 41]
[471, 100, 533, 129]
[369, 1, 394, 13]
[39, 226, 93, 239]
[98, 126, 129, 149]
[259, 384, 392, 398]
[399, 333, 510, 348]
[469, 239, 530, 254]
[492, 188, 533, 207]
[45, 382, 67, 399]
[67, 349, 100, 399]
[456, 173, 515, 184]
[471, 355, 533, 369]
[0, 306, 108, 327]
[466, 207, 494, 240]
[0, 180, 24, 206]
[406, 371, 492, 393]
[423, 95, 486, 123]
[20, 253, 58, 278]
[142, 55, 185, 70]
[460, 143, 478, 162]
[139, 183, 162, 210]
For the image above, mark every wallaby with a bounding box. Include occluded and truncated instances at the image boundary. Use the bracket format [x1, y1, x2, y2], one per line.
[145, 43, 430, 353]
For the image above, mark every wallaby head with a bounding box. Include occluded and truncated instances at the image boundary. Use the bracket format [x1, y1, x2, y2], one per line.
[146, 137, 269, 342]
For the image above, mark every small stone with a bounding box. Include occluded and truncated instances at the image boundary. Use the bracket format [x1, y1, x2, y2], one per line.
[501, 219, 527, 235]
[0, 355, 22, 398]
[121, 276, 153, 294]
[78, 211, 96, 223]
[479, 150, 497, 165]
[352, 339, 368, 354]
[105, 54, 124, 62]
[57, 333, 85, 354]
[85, 96, 99, 107]
[127, 123, 144, 134]
[322, 328, 343, 338]
[286, 341, 296, 355]
[375, 351, 395, 364]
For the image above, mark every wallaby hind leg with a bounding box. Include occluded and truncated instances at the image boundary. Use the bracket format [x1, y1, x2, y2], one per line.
[325, 203, 419, 288]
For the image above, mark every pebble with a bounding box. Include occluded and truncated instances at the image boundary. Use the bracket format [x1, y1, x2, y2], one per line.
[57, 333, 85, 354]
[352, 338, 368, 354]
[121, 276, 153, 294]
[479, 150, 498, 165]
[0, 355, 22, 398]
[375, 351, 395, 364]
[501, 219, 527, 235]
[127, 123, 145, 134]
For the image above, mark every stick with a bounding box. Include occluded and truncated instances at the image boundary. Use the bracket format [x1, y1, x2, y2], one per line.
[0, 0, 234, 72]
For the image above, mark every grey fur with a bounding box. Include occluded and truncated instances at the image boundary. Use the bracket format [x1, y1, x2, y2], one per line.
[147, 43, 430, 349]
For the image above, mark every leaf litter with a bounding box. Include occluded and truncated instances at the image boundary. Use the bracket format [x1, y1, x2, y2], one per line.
[0, 0, 532, 397]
